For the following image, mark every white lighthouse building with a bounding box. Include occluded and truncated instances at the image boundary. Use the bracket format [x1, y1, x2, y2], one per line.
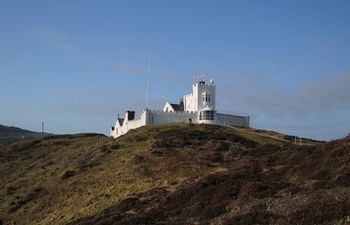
[110, 78, 249, 138]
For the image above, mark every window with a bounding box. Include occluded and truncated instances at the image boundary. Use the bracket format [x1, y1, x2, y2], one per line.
[202, 94, 211, 103]
[199, 110, 215, 120]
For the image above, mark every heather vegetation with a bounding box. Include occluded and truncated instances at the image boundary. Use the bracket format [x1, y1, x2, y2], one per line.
[0, 124, 348, 225]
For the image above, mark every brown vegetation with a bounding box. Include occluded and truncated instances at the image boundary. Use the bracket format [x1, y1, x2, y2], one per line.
[0, 125, 349, 225]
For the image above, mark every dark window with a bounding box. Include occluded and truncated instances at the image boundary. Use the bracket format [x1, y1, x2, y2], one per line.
[203, 94, 211, 103]
[199, 110, 215, 120]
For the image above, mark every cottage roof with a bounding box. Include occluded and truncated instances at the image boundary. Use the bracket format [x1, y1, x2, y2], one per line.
[117, 118, 125, 125]
[170, 103, 184, 112]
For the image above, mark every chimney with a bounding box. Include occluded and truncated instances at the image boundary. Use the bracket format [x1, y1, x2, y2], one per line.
[126, 110, 135, 121]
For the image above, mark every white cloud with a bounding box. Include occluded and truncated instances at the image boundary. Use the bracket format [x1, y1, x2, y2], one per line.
[219, 72, 350, 117]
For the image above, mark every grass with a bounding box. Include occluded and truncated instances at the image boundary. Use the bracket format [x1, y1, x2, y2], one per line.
[0, 124, 330, 225]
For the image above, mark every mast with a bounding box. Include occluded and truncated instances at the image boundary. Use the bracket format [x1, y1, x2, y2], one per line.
[146, 50, 151, 109]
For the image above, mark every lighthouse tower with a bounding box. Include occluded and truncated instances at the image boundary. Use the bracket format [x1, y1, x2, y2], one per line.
[183, 78, 216, 123]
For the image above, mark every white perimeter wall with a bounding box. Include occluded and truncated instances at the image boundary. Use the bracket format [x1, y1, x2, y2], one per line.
[148, 110, 198, 125]
[111, 110, 198, 138]
[216, 113, 250, 127]
[111, 110, 250, 138]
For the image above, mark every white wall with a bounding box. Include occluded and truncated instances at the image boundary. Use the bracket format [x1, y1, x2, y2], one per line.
[148, 110, 198, 124]
[183, 93, 195, 112]
[216, 113, 250, 127]
[111, 110, 147, 138]
[183, 81, 216, 112]
[163, 102, 175, 112]
[111, 110, 250, 138]
[195, 82, 216, 111]
[112, 109, 198, 138]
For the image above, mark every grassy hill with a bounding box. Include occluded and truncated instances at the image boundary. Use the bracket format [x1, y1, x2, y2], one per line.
[0, 124, 349, 225]
[0, 124, 49, 144]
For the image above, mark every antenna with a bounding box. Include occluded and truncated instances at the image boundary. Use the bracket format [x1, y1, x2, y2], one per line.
[200, 74, 205, 82]
[194, 74, 206, 83]
[146, 50, 151, 109]
[41, 121, 44, 137]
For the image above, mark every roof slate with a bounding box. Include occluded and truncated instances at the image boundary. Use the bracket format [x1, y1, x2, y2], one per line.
[170, 103, 184, 112]
[117, 118, 125, 125]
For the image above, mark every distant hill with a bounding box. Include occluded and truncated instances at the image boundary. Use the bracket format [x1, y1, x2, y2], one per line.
[0, 124, 49, 144]
[0, 124, 348, 225]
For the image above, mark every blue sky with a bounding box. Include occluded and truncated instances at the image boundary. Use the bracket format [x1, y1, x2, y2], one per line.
[0, 0, 349, 140]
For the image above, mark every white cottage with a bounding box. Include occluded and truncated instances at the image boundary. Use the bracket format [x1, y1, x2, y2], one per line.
[110, 79, 249, 138]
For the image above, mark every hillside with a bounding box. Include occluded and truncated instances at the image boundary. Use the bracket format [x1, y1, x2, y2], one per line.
[0, 124, 349, 225]
[0, 124, 49, 144]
